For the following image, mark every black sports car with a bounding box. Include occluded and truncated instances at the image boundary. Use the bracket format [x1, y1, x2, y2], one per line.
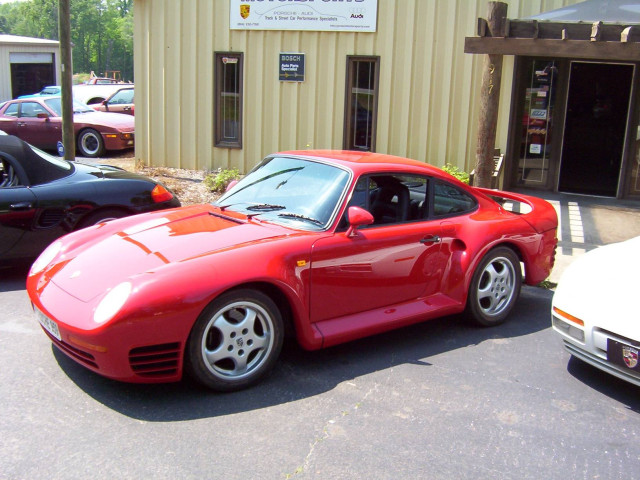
[0, 134, 180, 265]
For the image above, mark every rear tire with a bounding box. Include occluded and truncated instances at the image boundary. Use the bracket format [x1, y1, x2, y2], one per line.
[186, 289, 284, 391]
[465, 247, 522, 327]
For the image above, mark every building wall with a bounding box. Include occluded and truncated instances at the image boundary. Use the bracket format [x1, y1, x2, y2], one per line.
[0, 40, 61, 102]
[134, 0, 579, 173]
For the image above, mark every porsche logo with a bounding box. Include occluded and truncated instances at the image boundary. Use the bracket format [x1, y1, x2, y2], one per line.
[240, 5, 250, 19]
[623, 345, 638, 369]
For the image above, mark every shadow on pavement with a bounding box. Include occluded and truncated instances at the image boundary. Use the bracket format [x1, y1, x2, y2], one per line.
[52, 286, 556, 422]
[566, 356, 640, 413]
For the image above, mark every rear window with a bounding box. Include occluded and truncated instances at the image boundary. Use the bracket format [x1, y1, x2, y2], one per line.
[433, 180, 477, 217]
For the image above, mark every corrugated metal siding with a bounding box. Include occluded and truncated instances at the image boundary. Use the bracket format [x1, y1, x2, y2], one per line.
[0, 43, 60, 102]
[134, 0, 579, 173]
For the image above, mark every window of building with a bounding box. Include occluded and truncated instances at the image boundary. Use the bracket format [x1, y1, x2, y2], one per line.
[344, 56, 379, 152]
[214, 52, 243, 148]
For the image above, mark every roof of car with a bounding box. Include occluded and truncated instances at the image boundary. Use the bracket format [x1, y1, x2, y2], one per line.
[277, 149, 452, 179]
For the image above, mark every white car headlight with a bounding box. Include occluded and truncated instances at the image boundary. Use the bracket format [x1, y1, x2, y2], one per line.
[29, 241, 63, 276]
[94, 282, 132, 324]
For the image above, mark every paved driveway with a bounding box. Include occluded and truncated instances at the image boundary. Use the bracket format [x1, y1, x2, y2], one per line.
[2, 262, 640, 479]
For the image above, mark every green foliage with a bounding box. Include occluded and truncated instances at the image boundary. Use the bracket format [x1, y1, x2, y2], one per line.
[442, 163, 470, 184]
[0, 0, 134, 81]
[204, 168, 241, 193]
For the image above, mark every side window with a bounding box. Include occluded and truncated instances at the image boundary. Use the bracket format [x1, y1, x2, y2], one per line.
[214, 52, 243, 148]
[4, 103, 18, 117]
[433, 180, 477, 217]
[346, 174, 428, 226]
[20, 102, 47, 118]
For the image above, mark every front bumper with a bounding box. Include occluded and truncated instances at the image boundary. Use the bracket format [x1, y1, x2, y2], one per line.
[103, 132, 134, 151]
[553, 312, 640, 387]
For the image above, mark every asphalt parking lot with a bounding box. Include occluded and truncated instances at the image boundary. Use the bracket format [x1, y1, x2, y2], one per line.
[2, 265, 640, 479]
[2, 192, 640, 479]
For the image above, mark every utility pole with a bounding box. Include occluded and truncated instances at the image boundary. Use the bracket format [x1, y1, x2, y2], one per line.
[473, 2, 507, 188]
[58, 0, 75, 160]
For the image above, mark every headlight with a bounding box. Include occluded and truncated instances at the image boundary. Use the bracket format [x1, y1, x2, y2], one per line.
[94, 282, 132, 324]
[29, 241, 63, 276]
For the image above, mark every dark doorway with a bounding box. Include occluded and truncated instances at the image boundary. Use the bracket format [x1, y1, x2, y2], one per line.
[559, 62, 633, 196]
[10, 62, 55, 99]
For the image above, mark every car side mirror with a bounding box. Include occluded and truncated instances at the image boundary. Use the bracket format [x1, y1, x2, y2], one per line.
[225, 180, 239, 192]
[345, 206, 374, 237]
[36, 112, 50, 120]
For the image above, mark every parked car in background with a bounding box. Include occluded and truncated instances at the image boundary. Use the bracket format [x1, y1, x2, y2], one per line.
[18, 86, 62, 99]
[0, 96, 134, 157]
[93, 87, 134, 115]
[0, 133, 179, 265]
[27, 151, 558, 392]
[85, 76, 120, 85]
[73, 83, 130, 105]
[552, 236, 640, 386]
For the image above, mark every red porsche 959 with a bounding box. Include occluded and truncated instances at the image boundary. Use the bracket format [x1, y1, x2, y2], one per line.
[27, 151, 558, 391]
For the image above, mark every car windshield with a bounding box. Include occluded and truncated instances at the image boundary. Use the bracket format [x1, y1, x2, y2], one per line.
[44, 97, 95, 116]
[216, 156, 351, 231]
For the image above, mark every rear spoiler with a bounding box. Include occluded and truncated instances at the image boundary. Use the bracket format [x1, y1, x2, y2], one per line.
[475, 187, 558, 234]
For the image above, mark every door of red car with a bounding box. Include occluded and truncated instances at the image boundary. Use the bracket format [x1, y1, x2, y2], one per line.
[16, 102, 61, 149]
[309, 174, 448, 323]
[309, 221, 445, 323]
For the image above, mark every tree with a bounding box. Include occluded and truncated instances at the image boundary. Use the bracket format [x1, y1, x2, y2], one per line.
[0, 0, 134, 81]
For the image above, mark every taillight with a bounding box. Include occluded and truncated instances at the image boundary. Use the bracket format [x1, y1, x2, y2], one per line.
[151, 184, 173, 203]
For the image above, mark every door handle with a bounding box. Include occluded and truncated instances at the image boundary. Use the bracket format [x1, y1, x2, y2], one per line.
[420, 235, 441, 244]
[10, 202, 33, 210]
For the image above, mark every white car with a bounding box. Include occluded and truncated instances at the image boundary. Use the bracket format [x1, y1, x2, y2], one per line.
[552, 236, 640, 386]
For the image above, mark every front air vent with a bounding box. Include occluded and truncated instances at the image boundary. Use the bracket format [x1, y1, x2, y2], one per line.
[128, 342, 181, 378]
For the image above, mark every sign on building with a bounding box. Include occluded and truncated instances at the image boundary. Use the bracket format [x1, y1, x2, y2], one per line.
[279, 53, 305, 82]
[230, 0, 378, 32]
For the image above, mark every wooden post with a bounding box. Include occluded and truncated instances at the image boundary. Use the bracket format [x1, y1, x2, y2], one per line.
[58, 0, 75, 160]
[474, 2, 507, 188]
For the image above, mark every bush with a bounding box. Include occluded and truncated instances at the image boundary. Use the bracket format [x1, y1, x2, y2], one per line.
[442, 163, 470, 184]
[204, 168, 241, 193]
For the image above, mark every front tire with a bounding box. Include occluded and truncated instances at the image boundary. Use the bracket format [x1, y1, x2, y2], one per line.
[465, 247, 522, 327]
[77, 128, 105, 157]
[186, 289, 284, 391]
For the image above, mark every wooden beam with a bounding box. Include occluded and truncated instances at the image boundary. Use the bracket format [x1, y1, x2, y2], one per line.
[474, 1, 508, 189]
[464, 36, 640, 61]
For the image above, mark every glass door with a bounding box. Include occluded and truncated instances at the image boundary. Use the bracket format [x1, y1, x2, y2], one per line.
[515, 59, 559, 188]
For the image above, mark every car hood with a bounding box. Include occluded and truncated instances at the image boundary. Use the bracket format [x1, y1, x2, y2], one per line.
[553, 236, 640, 336]
[50, 205, 292, 302]
[73, 110, 134, 131]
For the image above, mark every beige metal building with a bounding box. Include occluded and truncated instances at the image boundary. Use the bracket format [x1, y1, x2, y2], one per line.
[0, 34, 61, 102]
[133, 0, 580, 179]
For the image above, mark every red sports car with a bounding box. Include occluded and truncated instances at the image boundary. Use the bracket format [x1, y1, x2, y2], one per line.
[0, 96, 134, 157]
[27, 151, 558, 391]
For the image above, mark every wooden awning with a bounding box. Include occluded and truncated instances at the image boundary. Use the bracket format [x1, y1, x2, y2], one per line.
[465, 20, 640, 61]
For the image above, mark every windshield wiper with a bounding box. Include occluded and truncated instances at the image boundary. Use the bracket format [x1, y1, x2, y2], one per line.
[278, 212, 323, 226]
[246, 203, 286, 212]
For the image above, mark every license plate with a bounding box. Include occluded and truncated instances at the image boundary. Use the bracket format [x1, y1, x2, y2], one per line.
[608, 339, 640, 371]
[36, 309, 61, 341]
